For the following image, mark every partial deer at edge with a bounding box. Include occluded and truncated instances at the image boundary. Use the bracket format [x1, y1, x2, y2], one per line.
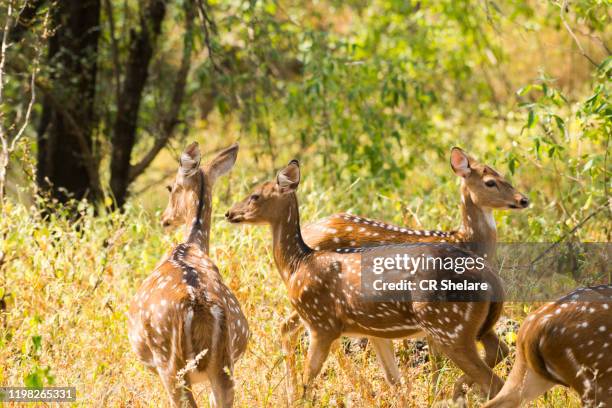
[128, 142, 249, 408]
[226, 160, 506, 404]
[484, 285, 612, 408]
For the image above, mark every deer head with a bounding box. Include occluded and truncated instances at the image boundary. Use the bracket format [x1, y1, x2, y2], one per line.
[161, 142, 239, 230]
[450, 147, 529, 210]
[225, 159, 300, 225]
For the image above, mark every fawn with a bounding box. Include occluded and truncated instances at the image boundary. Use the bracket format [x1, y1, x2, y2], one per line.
[226, 160, 506, 403]
[484, 285, 612, 407]
[128, 142, 248, 408]
[302, 147, 529, 261]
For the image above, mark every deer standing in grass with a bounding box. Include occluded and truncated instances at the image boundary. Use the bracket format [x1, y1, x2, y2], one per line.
[225, 160, 507, 403]
[128, 142, 248, 408]
[296, 147, 529, 396]
[484, 285, 612, 407]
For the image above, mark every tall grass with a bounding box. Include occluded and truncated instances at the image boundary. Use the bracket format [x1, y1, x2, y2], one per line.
[2, 140, 602, 406]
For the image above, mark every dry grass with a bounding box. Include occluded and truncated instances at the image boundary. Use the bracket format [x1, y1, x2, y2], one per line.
[2, 93, 608, 405]
[0, 158, 594, 407]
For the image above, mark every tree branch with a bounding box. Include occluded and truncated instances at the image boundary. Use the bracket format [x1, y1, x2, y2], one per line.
[11, 59, 36, 152]
[196, 0, 220, 72]
[0, 1, 12, 115]
[8, 0, 45, 42]
[560, 0, 599, 68]
[128, 0, 196, 183]
[103, 0, 121, 104]
[109, 0, 167, 207]
[529, 201, 609, 269]
[32, 75, 103, 196]
[0, 1, 43, 204]
[0, 2, 15, 204]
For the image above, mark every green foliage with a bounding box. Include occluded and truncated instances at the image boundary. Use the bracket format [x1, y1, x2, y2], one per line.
[516, 57, 610, 239]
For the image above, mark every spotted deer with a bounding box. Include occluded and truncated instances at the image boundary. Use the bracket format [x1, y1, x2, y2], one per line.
[484, 285, 612, 408]
[303, 147, 529, 262]
[225, 160, 506, 403]
[297, 147, 528, 395]
[128, 142, 249, 408]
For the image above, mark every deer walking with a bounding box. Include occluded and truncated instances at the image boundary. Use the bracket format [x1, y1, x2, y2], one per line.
[226, 160, 506, 403]
[128, 142, 248, 408]
[484, 285, 612, 408]
[296, 147, 528, 397]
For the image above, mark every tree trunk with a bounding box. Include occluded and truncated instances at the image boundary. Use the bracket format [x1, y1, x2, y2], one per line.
[109, 0, 166, 208]
[36, 0, 101, 204]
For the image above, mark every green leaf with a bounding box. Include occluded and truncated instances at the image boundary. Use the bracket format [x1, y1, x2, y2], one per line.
[31, 335, 42, 354]
[553, 115, 565, 133]
[516, 85, 531, 96]
[527, 110, 538, 128]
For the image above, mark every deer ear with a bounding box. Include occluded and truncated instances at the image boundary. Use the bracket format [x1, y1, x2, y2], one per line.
[179, 142, 201, 178]
[208, 143, 239, 182]
[450, 147, 471, 178]
[276, 160, 300, 193]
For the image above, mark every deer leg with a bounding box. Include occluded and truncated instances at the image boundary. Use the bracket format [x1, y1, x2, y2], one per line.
[368, 337, 401, 385]
[483, 350, 554, 408]
[435, 339, 503, 402]
[427, 337, 445, 395]
[453, 330, 509, 396]
[157, 367, 198, 408]
[208, 365, 235, 408]
[302, 333, 334, 401]
[481, 330, 509, 367]
[280, 311, 303, 405]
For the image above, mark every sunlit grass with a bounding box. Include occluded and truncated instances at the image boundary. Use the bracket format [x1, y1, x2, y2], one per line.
[0, 166, 594, 406]
[2, 100, 608, 406]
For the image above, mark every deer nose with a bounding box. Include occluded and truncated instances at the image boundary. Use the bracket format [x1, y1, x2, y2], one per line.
[225, 211, 230, 219]
[161, 220, 171, 228]
[519, 197, 529, 208]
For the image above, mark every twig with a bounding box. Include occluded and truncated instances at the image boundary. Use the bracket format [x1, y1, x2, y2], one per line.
[128, 0, 196, 183]
[574, 26, 611, 55]
[403, 202, 423, 228]
[529, 201, 608, 268]
[11, 53, 37, 151]
[132, 169, 176, 196]
[195, 0, 221, 73]
[91, 226, 125, 293]
[605, 133, 610, 220]
[0, 1, 38, 205]
[0, 1, 12, 113]
[560, 0, 599, 68]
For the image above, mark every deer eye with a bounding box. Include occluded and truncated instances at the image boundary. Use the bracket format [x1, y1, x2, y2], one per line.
[484, 180, 497, 188]
[166, 185, 172, 193]
[250, 194, 260, 201]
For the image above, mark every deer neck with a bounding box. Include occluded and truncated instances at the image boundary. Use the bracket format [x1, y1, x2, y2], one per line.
[459, 184, 497, 260]
[187, 172, 212, 254]
[270, 195, 311, 283]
